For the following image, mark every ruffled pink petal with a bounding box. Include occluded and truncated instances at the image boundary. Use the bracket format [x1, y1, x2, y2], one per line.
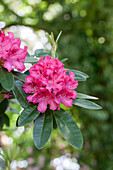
[4, 61, 13, 72]
[8, 32, 14, 39]
[23, 84, 34, 93]
[12, 60, 25, 72]
[26, 93, 39, 104]
[27, 95, 34, 103]
[49, 100, 58, 110]
[25, 75, 34, 84]
[59, 95, 73, 107]
[37, 100, 47, 113]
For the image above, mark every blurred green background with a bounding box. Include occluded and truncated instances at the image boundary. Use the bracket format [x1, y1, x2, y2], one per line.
[0, 0, 113, 169]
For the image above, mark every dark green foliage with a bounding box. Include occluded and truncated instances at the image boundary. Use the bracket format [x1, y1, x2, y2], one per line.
[0, 98, 8, 115]
[13, 80, 29, 108]
[12, 71, 27, 82]
[18, 105, 40, 126]
[0, 114, 9, 129]
[33, 110, 53, 149]
[54, 109, 83, 149]
[0, 67, 14, 91]
[0, 98, 9, 129]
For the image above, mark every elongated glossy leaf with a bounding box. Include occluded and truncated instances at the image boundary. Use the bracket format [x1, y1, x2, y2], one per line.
[77, 93, 98, 100]
[37, 52, 51, 58]
[13, 80, 29, 108]
[35, 48, 50, 57]
[60, 58, 68, 63]
[35, 49, 58, 59]
[56, 31, 62, 43]
[24, 57, 39, 63]
[73, 99, 102, 109]
[0, 156, 5, 169]
[18, 105, 40, 126]
[12, 71, 27, 82]
[73, 70, 89, 78]
[54, 109, 83, 149]
[0, 114, 9, 128]
[0, 94, 4, 103]
[0, 67, 14, 91]
[0, 98, 8, 116]
[35, 49, 46, 56]
[66, 68, 89, 81]
[3, 114, 9, 127]
[33, 110, 53, 149]
[53, 114, 57, 129]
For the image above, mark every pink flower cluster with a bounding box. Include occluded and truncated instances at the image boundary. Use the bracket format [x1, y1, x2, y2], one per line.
[23, 56, 78, 113]
[0, 30, 28, 72]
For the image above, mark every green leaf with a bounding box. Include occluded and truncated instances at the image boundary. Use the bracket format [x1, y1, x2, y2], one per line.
[24, 70, 30, 75]
[0, 156, 5, 169]
[0, 94, 5, 103]
[54, 52, 58, 58]
[56, 31, 62, 43]
[24, 57, 39, 63]
[12, 71, 27, 82]
[18, 105, 40, 126]
[13, 80, 29, 108]
[0, 98, 8, 116]
[27, 53, 30, 57]
[0, 67, 14, 91]
[36, 52, 51, 58]
[54, 109, 83, 149]
[0, 114, 10, 129]
[35, 49, 46, 56]
[73, 99, 102, 109]
[53, 114, 57, 129]
[66, 69, 89, 81]
[60, 58, 68, 63]
[77, 93, 98, 100]
[34, 49, 58, 58]
[33, 110, 53, 149]
[47, 33, 52, 45]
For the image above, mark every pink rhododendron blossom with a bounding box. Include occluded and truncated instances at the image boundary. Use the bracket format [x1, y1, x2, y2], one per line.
[0, 30, 28, 72]
[23, 56, 78, 113]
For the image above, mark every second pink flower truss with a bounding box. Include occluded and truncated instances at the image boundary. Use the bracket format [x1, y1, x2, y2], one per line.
[0, 30, 28, 72]
[23, 56, 78, 113]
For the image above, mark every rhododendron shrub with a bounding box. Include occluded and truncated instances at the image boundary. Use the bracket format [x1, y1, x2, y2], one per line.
[23, 56, 78, 113]
[0, 31, 102, 150]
